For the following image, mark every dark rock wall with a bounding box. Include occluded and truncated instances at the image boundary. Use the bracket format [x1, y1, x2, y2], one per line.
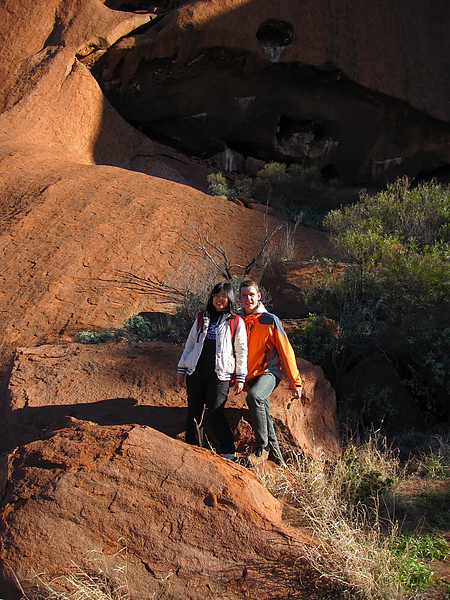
[88, 0, 450, 185]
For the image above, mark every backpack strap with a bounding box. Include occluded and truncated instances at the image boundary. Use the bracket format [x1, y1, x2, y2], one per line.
[196, 311, 204, 332]
[228, 313, 240, 340]
[196, 311, 205, 342]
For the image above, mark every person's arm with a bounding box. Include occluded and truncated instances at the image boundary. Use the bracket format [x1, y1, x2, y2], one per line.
[272, 316, 303, 392]
[177, 315, 201, 378]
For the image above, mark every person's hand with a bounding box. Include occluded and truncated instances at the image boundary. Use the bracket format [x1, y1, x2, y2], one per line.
[286, 387, 304, 409]
[177, 372, 186, 388]
[233, 381, 244, 395]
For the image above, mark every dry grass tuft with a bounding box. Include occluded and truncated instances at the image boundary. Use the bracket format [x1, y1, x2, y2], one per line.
[257, 433, 409, 600]
[18, 546, 131, 600]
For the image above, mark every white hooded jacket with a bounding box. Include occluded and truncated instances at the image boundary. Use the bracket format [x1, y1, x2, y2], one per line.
[177, 311, 248, 382]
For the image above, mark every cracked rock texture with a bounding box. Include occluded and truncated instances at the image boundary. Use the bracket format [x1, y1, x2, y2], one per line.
[0, 418, 333, 599]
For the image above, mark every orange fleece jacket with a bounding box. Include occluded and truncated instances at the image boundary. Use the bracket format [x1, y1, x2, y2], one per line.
[239, 307, 302, 389]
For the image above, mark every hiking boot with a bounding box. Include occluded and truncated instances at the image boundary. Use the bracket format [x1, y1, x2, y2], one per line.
[247, 447, 269, 467]
[220, 453, 237, 461]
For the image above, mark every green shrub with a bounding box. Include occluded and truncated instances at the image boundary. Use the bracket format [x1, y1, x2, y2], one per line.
[75, 330, 111, 344]
[296, 178, 450, 424]
[343, 386, 398, 431]
[403, 318, 450, 420]
[289, 294, 385, 388]
[207, 172, 234, 197]
[325, 178, 450, 311]
[394, 534, 449, 562]
[288, 313, 336, 376]
[340, 444, 395, 505]
[392, 534, 449, 589]
[120, 313, 155, 342]
[417, 488, 450, 530]
[207, 162, 355, 219]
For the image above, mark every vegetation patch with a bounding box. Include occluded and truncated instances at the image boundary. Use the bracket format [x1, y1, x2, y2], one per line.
[258, 431, 450, 600]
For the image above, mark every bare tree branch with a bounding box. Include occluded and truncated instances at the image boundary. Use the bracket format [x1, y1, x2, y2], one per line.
[182, 227, 232, 279]
[182, 223, 284, 279]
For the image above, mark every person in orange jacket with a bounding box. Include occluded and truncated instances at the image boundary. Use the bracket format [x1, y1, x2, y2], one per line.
[238, 278, 303, 465]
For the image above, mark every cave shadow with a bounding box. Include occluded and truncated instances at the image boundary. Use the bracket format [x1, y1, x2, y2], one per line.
[1, 397, 251, 455]
[90, 0, 264, 193]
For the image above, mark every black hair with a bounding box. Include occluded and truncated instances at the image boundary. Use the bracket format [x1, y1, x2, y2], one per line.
[205, 282, 235, 314]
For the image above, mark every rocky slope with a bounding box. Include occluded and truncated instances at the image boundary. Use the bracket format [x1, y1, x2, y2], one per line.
[0, 2, 448, 597]
[0, 418, 336, 600]
[0, 341, 341, 460]
[0, 0, 346, 374]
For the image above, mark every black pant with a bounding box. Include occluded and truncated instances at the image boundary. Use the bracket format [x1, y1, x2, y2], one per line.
[185, 370, 235, 455]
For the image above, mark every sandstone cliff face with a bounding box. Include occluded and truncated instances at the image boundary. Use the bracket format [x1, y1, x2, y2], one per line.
[0, 0, 448, 370]
[0, 0, 345, 371]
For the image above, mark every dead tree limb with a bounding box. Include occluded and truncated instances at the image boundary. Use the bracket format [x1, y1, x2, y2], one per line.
[182, 223, 283, 280]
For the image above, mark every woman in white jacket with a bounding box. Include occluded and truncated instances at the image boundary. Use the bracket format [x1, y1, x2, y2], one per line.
[177, 282, 247, 460]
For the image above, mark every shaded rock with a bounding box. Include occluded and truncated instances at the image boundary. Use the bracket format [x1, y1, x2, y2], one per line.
[0, 341, 341, 461]
[338, 352, 425, 431]
[0, 418, 328, 600]
[212, 147, 246, 173]
[90, 0, 450, 185]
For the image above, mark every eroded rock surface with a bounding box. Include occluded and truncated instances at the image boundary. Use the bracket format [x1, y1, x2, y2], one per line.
[0, 0, 344, 373]
[0, 341, 341, 460]
[90, 0, 450, 184]
[0, 418, 331, 600]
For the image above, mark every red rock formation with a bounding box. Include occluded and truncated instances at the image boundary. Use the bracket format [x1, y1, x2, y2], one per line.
[0, 0, 341, 373]
[0, 418, 333, 600]
[0, 341, 342, 460]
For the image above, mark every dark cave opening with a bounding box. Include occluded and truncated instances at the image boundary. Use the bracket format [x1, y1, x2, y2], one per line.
[256, 20, 294, 48]
[276, 115, 334, 145]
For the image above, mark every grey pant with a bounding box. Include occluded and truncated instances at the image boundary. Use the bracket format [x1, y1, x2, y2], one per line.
[246, 372, 284, 464]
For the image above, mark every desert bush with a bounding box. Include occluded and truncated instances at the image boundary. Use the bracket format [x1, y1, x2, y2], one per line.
[119, 313, 155, 342]
[207, 172, 252, 197]
[341, 385, 398, 431]
[251, 162, 324, 206]
[260, 215, 304, 267]
[289, 291, 386, 389]
[258, 433, 404, 599]
[296, 178, 450, 423]
[207, 162, 355, 220]
[403, 318, 450, 420]
[325, 178, 450, 311]
[75, 330, 112, 344]
[207, 172, 234, 197]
